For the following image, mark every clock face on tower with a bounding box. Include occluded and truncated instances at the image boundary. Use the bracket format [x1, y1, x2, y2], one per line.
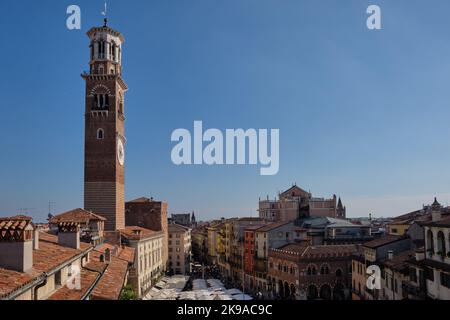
[117, 139, 125, 166]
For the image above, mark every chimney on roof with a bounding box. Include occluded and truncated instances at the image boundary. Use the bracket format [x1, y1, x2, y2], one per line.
[415, 249, 425, 262]
[105, 248, 111, 263]
[0, 217, 34, 272]
[387, 250, 394, 260]
[58, 223, 80, 249]
[33, 228, 39, 250]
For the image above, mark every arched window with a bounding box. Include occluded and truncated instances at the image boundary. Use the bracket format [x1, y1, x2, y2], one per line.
[93, 93, 109, 110]
[112, 43, 117, 61]
[307, 285, 318, 300]
[437, 231, 446, 256]
[320, 264, 330, 275]
[320, 284, 332, 300]
[427, 230, 434, 253]
[97, 128, 104, 140]
[307, 265, 317, 276]
[335, 268, 343, 277]
[98, 41, 105, 59]
[98, 64, 104, 74]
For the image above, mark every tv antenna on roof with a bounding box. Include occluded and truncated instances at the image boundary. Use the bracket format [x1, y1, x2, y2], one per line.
[102, 1, 108, 26]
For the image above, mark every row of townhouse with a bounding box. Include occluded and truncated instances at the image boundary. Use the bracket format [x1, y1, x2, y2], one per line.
[352, 198, 450, 300]
[193, 214, 365, 299]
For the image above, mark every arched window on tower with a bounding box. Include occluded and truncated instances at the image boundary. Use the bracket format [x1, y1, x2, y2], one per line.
[427, 230, 434, 254]
[98, 64, 104, 75]
[92, 93, 109, 110]
[98, 41, 105, 59]
[97, 128, 104, 140]
[437, 231, 446, 256]
[112, 43, 117, 61]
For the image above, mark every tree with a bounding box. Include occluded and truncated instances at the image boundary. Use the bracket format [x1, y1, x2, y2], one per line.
[119, 285, 138, 300]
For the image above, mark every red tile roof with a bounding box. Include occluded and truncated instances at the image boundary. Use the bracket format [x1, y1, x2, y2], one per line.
[0, 215, 33, 231]
[363, 235, 406, 249]
[47, 268, 100, 300]
[168, 223, 190, 233]
[0, 232, 93, 298]
[422, 215, 450, 228]
[270, 242, 359, 259]
[127, 197, 153, 203]
[49, 208, 106, 224]
[89, 250, 129, 300]
[255, 221, 291, 232]
[383, 250, 415, 272]
[118, 246, 135, 264]
[48, 245, 133, 300]
[33, 232, 92, 274]
[245, 225, 265, 231]
[120, 226, 163, 240]
[300, 245, 359, 258]
[95, 243, 135, 264]
[237, 217, 264, 222]
[273, 243, 309, 254]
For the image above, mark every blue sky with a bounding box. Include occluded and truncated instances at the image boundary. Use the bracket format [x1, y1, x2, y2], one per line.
[1, 0, 450, 222]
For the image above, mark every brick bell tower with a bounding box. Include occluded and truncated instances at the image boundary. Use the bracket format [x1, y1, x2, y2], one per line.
[82, 19, 127, 231]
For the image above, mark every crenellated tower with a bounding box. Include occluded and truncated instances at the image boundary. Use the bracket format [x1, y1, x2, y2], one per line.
[82, 20, 128, 231]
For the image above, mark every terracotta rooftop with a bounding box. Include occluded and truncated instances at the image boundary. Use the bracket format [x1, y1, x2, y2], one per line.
[47, 244, 133, 300]
[127, 197, 160, 203]
[95, 243, 135, 265]
[169, 223, 191, 233]
[237, 217, 264, 222]
[0, 215, 33, 231]
[270, 242, 359, 259]
[301, 244, 360, 258]
[120, 226, 163, 240]
[89, 250, 129, 300]
[255, 221, 291, 232]
[273, 242, 309, 254]
[383, 250, 415, 272]
[363, 235, 407, 249]
[0, 232, 93, 299]
[245, 225, 265, 231]
[422, 215, 450, 228]
[33, 232, 92, 270]
[118, 246, 135, 264]
[49, 208, 106, 224]
[47, 268, 100, 300]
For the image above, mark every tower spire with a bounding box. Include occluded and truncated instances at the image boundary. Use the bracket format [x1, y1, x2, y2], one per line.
[101, 1, 108, 26]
